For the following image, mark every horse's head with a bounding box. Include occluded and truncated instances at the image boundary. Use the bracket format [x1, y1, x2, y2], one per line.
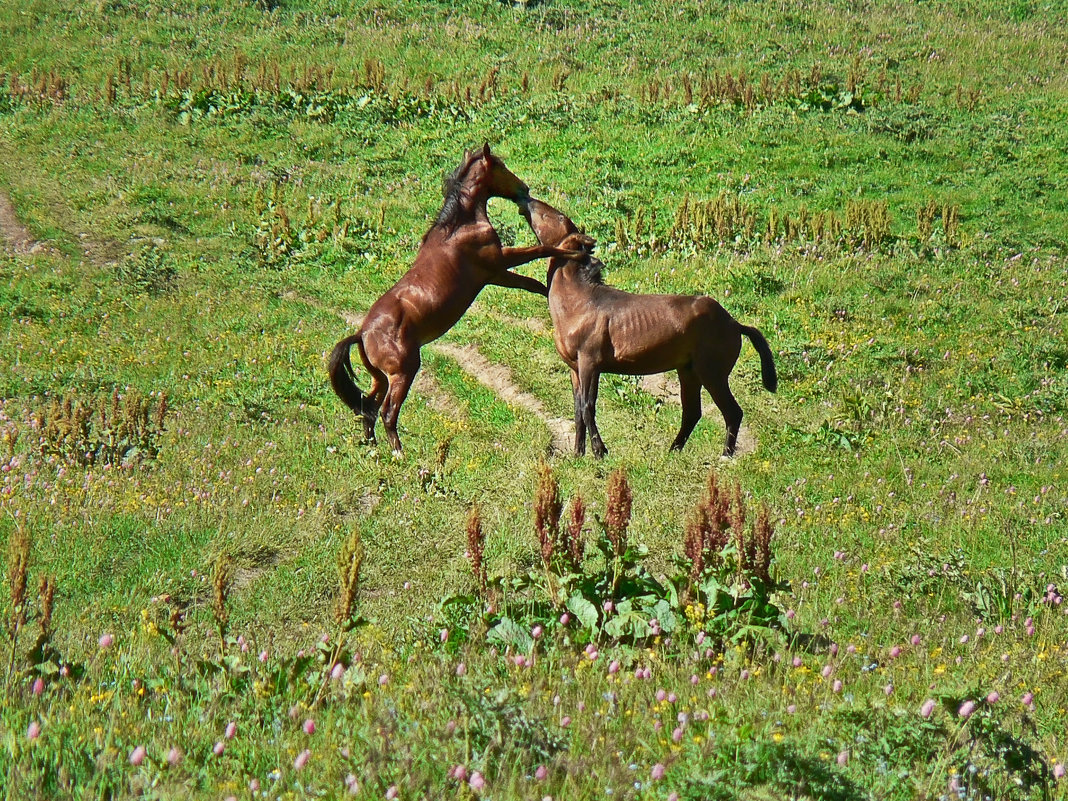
[465, 143, 530, 205]
[524, 197, 580, 247]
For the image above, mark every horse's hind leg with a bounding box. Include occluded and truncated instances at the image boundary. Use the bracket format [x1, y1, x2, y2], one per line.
[380, 362, 418, 456]
[669, 368, 702, 451]
[570, 369, 587, 456]
[701, 375, 743, 457]
[362, 371, 387, 443]
[578, 362, 607, 459]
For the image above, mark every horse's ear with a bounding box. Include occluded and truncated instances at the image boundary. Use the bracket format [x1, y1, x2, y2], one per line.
[482, 142, 492, 159]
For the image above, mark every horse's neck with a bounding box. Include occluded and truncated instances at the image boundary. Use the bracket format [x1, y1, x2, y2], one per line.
[550, 266, 596, 311]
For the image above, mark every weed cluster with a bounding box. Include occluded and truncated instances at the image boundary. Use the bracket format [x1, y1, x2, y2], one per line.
[31, 389, 169, 467]
[117, 244, 177, 295]
[447, 466, 786, 656]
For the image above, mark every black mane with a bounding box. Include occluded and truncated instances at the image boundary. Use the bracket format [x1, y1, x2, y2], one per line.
[577, 255, 605, 285]
[432, 152, 478, 235]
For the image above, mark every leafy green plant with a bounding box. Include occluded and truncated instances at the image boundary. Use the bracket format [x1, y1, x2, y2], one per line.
[446, 466, 788, 655]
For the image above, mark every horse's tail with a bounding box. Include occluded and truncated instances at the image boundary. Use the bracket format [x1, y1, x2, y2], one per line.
[328, 333, 370, 416]
[739, 324, 778, 393]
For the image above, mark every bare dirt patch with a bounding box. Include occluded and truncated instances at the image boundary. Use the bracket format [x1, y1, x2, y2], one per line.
[0, 190, 51, 255]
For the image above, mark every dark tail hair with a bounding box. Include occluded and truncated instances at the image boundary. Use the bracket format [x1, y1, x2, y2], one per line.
[739, 324, 778, 393]
[328, 334, 369, 415]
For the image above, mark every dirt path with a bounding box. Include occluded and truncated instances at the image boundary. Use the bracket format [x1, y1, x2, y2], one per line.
[433, 342, 574, 454]
[0, 190, 49, 255]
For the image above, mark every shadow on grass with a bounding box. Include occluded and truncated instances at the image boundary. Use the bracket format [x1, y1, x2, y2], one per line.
[680, 740, 867, 801]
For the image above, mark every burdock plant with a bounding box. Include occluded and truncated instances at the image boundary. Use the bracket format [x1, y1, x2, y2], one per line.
[5, 520, 30, 687]
[335, 528, 364, 630]
[466, 503, 487, 598]
[211, 554, 233, 646]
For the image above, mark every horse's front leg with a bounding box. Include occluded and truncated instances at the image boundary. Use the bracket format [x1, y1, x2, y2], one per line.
[570, 369, 587, 456]
[498, 245, 583, 271]
[486, 268, 548, 296]
[578, 362, 607, 459]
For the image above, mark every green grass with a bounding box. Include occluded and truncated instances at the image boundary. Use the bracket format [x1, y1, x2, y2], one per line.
[2, 0, 1068, 798]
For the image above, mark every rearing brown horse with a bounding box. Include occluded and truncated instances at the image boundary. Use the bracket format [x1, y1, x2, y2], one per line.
[329, 145, 580, 454]
[524, 198, 778, 458]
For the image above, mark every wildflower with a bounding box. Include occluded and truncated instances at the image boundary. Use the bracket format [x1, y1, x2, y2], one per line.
[1022, 692, 1034, 707]
[532, 625, 543, 639]
[469, 771, 486, 792]
[920, 699, 936, 718]
[786, 704, 795, 714]
[385, 787, 398, 800]
[345, 774, 359, 794]
[958, 700, 976, 718]
[608, 660, 620, 675]
[259, 650, 268, 662]
[884, 683, 893, 696]
[225, 722, 237, 739]
[332, 662, 345, 680]
[129, 746, 146, 766]
[656, 689, 667, 702]
[303, 718, 316, 734]
[32, 677, 43, 696]
[911, 634, 921, 645]
[651, 763, 665, 780]
[379, 674, 389, 686]
[889, 646, 901, 659]
[560, 612, 570, 626]
[986, 691, 999, 704]
[456, 663, 466, 677]
[167, 747, 182, 766]
[27, 721, 41, 740]
[250, 779, 260, 791]
[99, 633, 114, 649]
[535, 765, 548, 781]
[833, 679, 843, 693]
[821, 664, 833, 678]
[1053, 764, 1065, 780]
[672, 727, 684, 743]
[294, 749, 311, 770]
[452, 765, 467, 781]
[560, 716, 571, 727]
[837, 750, 850, 766]
[785, 609, 796, 620]
[213, 741, 225, 755]
[603, 600, 614, 613]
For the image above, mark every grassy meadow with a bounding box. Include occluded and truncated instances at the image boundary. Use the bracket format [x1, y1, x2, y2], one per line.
[2, 0, 1068, 798]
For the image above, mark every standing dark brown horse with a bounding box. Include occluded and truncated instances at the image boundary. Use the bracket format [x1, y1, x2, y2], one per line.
[329, 145, 580, 454]
[523, 198, 778, 458]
